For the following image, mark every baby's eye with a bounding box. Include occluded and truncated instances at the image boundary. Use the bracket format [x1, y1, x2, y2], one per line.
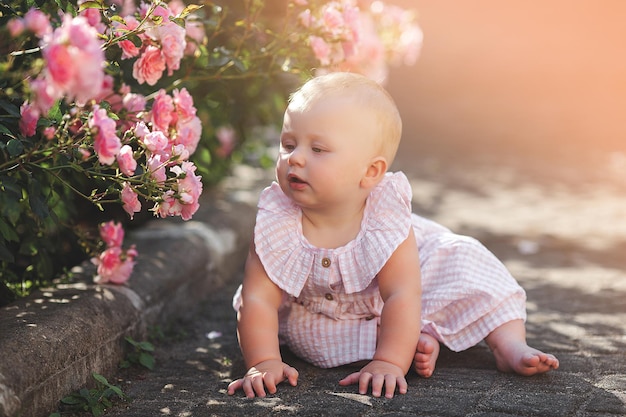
[312, 147, 322, 153]
[282, 143, 295, 151]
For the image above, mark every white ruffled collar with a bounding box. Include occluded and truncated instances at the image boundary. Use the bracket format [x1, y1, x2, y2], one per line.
[254, 172, 413, 297]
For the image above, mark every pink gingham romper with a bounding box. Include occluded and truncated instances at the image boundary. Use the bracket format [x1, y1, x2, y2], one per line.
[233, 172, 526, 368]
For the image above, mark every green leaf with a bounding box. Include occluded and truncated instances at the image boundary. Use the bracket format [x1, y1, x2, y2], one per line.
[208, 55, 230, 68]
[0, 175, 21, 196]
[0, 123, 14, 137]
[0, 100, 20, 117]
[92, 372, 109, 386]
[138, 341, 155, 352]
[60, 395, 83, 405]
[139, 352, 155, 370]
[127, 33, 143, 48]
[78, 0, 104, 12]
[92, 404, 105, 417]
[169, 16, 186, 28]
[107, 384, 125, 398]
[1, 195, 22, 226]
[65, 1, 77, 16]
[6, 139, 23, 157]
[124, 336, 139, 347]
[180, 4, 203, 18]
[46, 101, 62, 123]
[28, 178, 50, 220]
[109, 15, 126, 25]
[0, 217, 19, 242]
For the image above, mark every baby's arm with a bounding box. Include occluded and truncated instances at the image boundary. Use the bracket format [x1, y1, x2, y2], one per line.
[227, 243, 299, 398]
[339, 228, 422, 398]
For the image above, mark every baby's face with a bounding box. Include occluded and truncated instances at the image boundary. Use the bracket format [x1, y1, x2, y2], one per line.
[275, 96, 379, 210]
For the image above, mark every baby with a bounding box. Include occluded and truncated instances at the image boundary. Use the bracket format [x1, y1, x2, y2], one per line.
[227, 72, 558, 399]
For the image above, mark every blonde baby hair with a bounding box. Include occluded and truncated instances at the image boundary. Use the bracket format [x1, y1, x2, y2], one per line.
[288, 72, 403, 164]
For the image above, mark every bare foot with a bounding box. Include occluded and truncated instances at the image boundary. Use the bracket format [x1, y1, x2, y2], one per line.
[493, 343, 559, 376]
[485, 320, 559, 376]
[413, 332, 440, 378]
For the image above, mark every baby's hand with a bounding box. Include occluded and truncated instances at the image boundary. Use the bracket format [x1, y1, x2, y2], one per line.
[227, 359, 299, 398]
[338, 359, 407, 398]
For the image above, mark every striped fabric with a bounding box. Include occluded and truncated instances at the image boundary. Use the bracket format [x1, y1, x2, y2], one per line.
[233, 172, 526, 368]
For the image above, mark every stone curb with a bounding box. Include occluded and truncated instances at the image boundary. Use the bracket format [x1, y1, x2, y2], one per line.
[0, 171, 261, 417]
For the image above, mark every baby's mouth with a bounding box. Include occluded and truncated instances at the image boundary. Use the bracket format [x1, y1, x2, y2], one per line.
[288, 174, 306, 184]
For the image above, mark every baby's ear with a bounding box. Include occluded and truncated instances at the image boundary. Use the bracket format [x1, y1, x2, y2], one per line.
[361, 156, 388, 189]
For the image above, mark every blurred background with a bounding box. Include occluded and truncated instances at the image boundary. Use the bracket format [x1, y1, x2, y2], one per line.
[385, 0, 626, 185]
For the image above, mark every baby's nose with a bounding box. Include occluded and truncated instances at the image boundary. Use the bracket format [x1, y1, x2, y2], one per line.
[287, 148, 305, 166]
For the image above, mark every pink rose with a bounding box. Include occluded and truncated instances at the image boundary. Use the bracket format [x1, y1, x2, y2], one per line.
[154, 190, 178, 218]
[132, 46, 166, 86]
[94, 75, 117, 107]
[43, 15, 105, 105]
[7, 18, 25, 37]
[66, 15, 102, 51]
[142, 130, 169, 155]
[147, 154, 167, 184]
[174, 115, 201, 155]
[24, 8, 52, 38]
[171, 144, 189, 162]
[117, 145, 137, 176]
[173, 88, 196, 122]
[154, 22, 186, 75]
[30, 78, 56, 115]
[171, 161, 202, 220]
[183, 20, 205, 56]
[309, 36, 331, 66]
[215, 125, 237, 158]
[79, 1, 107, 34]
[99, 221, 125, 248]
[80, 7, 102, 28]
[321, 4, 344, 34]
[168, 0, 185, 14]
[100, 75, 115, 95]
[19, 102, 40, 137]
[138, 2, 152, 18]
[121, 182, 142, 219]
[342, 3, 360, 43]
[44, 43, 74, 93]
[93, 245, 137, 284]
[122, 91, 146, 113]
[89, 106, 121, 165]
[150, 89, 175, 132]
[115, 16, 142, 59]
[134, 121, 150, 139]
[335, 14, 387, 82]
[153, 161, 202, 220]
[43, 126, 56, 140]
[151, 4, 172, 19]
[79, 148, 91, 160]
[298, 9, 313, 28]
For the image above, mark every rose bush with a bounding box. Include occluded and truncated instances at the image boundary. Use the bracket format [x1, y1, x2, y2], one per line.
[0, 0, 421, 304]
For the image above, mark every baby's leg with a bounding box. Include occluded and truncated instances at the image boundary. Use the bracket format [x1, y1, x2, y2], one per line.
[485, 319, 559, 376]
[413, 332, 440, 378]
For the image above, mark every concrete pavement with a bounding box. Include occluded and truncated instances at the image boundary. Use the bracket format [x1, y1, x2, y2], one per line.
[2, 153, 626, 416]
